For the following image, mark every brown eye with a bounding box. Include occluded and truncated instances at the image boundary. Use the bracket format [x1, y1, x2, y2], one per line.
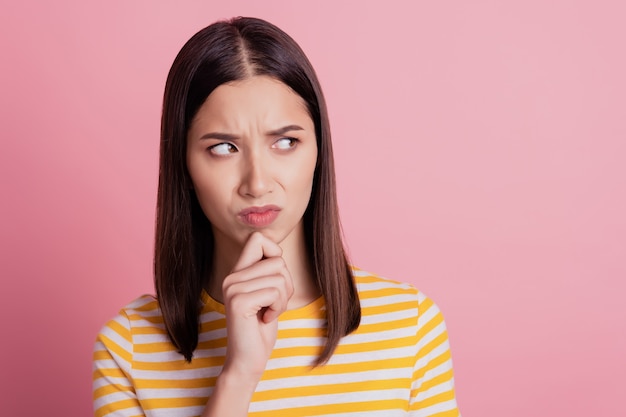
[209, 143, 237, 155]
[272, 138, 298, 150]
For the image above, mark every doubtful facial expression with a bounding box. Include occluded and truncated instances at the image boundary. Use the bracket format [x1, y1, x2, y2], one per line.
[186, 76, 318, 248]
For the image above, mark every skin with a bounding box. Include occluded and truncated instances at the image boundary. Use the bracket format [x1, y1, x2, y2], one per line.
[186, 75, 320, 416]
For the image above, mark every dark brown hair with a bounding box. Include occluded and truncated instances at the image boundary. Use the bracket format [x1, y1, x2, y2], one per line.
[155, 17, 360, 365]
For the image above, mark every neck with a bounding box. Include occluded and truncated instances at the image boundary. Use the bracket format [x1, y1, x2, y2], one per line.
[207, 225, 320, 309]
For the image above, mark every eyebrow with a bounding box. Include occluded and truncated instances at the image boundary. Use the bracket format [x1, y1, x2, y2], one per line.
[267, 124, 304, 136]
[199, 132, 238, 141]
[198, 124, 305, 141]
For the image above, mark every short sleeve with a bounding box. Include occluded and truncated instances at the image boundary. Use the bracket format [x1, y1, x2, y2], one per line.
[409, 293, 461, 417]
[92, 310, 145, 417]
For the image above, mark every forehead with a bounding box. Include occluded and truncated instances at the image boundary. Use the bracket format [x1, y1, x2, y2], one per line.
[193, 76, 312, 129]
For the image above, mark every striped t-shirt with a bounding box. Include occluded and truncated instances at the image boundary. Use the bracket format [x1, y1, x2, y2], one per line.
[93, 269, 460, 416]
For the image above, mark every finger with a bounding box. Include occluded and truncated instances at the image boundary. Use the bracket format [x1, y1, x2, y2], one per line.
[224, 274, 291, 313]
[232, 257, 288, 282]
[248, 257, 293, 301]
[228, 287, 285, 321]
[261, 303, 283, 323]
[233, 232, 282, 272]
[222, 257, 293, 299]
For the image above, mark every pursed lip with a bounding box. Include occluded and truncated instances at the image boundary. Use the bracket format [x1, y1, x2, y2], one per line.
[238, 205, 281, 227]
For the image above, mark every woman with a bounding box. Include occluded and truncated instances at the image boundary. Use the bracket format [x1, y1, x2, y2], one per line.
[93, 17, 460, 417]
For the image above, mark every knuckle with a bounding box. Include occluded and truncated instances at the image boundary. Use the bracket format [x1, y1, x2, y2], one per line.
[222, 276, 233, 292]
[222, 283, 233, 300]
[228, 292, 246, 311]
[268, 256, 287, 270]
[265, 285, 281, 303]
[222, 273, 241, 297]
[224, 281, 244, 300]
[270, 286, 281, 298]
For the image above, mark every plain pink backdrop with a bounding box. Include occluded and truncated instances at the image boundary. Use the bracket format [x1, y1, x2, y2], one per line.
[1, 1, 624, 416]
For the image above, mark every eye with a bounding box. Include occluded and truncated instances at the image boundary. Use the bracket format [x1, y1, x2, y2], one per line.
[209, 142, 237, 156]
[272, 137, 298, 150]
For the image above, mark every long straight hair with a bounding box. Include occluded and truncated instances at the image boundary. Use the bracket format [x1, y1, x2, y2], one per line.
[155, 17, 360, 365]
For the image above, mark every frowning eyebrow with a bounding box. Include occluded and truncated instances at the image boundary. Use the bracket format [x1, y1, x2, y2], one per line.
[199, 132, 238, 141]
[267, 124, 304, 136]
[198, 124, 305, 141]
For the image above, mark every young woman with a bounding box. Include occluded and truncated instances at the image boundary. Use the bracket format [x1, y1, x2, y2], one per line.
[93, 17, 460, 417]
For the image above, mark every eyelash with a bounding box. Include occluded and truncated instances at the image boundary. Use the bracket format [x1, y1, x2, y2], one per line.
[207, 137, 299, 156]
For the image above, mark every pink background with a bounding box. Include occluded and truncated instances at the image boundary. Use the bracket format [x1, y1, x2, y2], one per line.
[1, 1, 624, 415]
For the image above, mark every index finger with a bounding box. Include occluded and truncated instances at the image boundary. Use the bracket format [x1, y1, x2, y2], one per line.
[232, 232, 282, 272]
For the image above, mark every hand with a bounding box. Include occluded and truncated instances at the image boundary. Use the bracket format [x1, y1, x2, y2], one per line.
[220, 232, 294, 382]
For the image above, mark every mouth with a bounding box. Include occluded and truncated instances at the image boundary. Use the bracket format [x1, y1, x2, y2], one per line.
[238, 205, 281, 227]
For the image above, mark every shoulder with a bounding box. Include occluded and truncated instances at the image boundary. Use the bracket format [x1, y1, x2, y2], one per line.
[351, 266, 424, 301]
[108, 294, 161, 323]
[121, 293, 161, 318]
[350, 266, 444, 322]
[97, 294, 164, 342]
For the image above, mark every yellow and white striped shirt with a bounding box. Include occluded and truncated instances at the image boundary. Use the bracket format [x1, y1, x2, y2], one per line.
[93, 269, 460, 416]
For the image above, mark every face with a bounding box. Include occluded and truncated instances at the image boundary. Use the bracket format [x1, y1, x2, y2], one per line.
[186, 76, 318, 251]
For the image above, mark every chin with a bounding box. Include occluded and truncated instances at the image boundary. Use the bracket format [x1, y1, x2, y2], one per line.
[254, 228, 286, 244]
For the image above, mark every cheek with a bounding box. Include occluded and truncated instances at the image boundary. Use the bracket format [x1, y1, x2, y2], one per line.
[188, 153, 227, 194]
[189, 169, 232, 213]
[192, 184, 232, 230]
[194, 177, 231, 204]
[292, 154, 317, 197]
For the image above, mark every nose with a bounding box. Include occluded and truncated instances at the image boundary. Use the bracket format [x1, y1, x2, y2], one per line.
[238, 151, 272, 198]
